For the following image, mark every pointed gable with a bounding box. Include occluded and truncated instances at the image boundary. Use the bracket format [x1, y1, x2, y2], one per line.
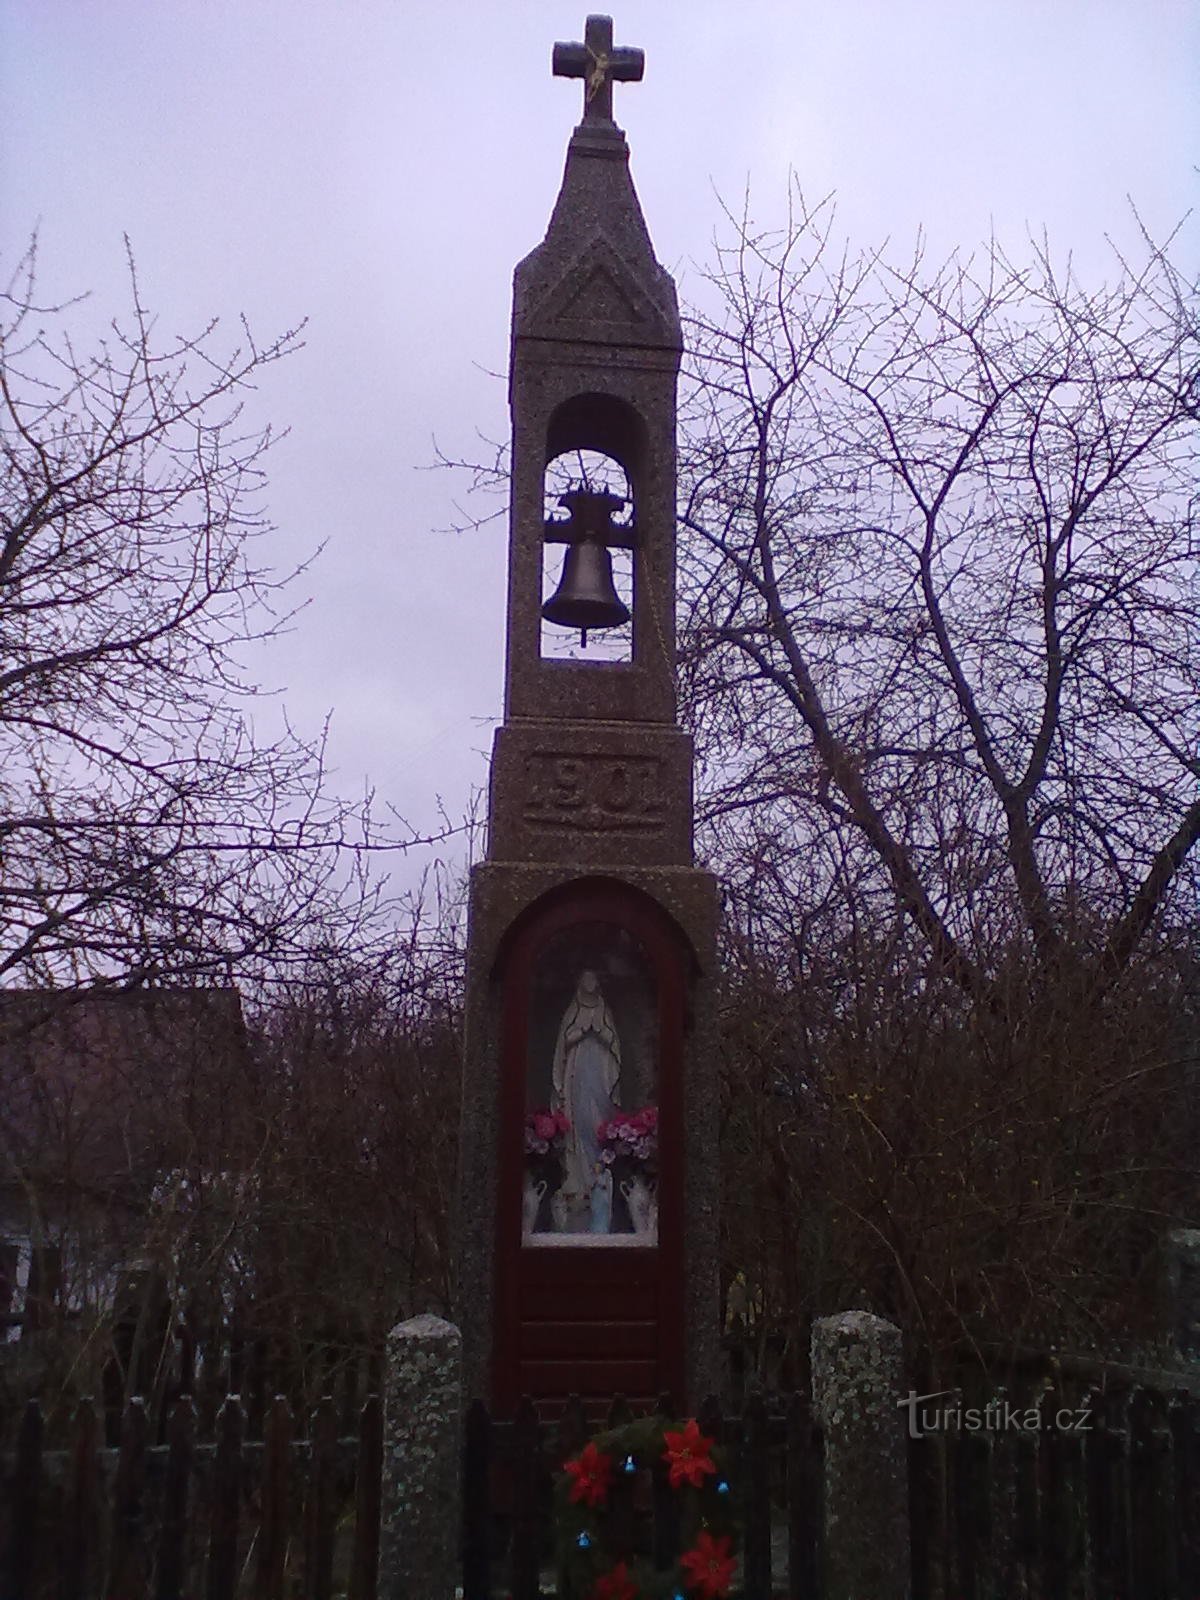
[518, 233, 676, 347]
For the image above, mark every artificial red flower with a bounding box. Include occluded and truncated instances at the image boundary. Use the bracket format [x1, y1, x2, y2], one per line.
[565, 1441, 614, 1507]
[590, 1560, 639, 1600]
[679, 1530, 736, 1599]
[661, 1418, 716, 1489]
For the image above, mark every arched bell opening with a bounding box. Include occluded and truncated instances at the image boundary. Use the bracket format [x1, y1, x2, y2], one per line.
[538, 393, 648, 666]
[540, 448, 634, 662]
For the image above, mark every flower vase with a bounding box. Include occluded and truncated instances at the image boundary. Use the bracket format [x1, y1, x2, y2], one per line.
[522, 1175, 547, 1235]
[620, 1173, 655, 1237]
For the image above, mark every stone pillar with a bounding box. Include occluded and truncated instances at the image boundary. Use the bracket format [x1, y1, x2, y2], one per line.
[812, 1310, 910, 1600]
[1166, 1227, 1200, 1359]
[379, 1313, 462, 1600]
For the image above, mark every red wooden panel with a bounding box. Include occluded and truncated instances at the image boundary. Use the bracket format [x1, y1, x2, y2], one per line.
[519, 1320, 657, 1359]
[517, 1277, 658, 1322]
[518, 1358, 658, 1397]
[519, 1248, 660, 1288]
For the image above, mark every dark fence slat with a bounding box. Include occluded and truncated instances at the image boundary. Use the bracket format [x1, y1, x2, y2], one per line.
[306, 1395, 339, 1600]
[154, 1397, 195, 1600]
[1129, 1386, 1173, 1600]
[607, 1425, 637, 1567]
[606, 1393, 633, 1429]
[460, 1398, 491, 1600]
[256, 1395, 291, 1600]
[951, 1424, 990, 1600]
[107, 1395, 149, 1598]
[1089, 1388, 1131, 1600]
[5, 1398, 43, 1600]
[205, 1394, 243, 1600]
[785, 1391, 821, 1600]
[60, 1398, 101, 1600]
[1075, 1385, 1103, 1600]
[1171, 1392, 1200, 1597]
[742, 1388, 771, 1600]
[1013, 1416, 1040, 1594]
[350, 1393, 383, 1600]
[907, 1424, 936, 1599]
[554, 1393, 588, 1467]
[650, 1394, 684, 1573]
[987, 1394, 1020, 1600]
[509, 1397, 543, 1600]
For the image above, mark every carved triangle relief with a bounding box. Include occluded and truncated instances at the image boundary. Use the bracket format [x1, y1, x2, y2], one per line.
[521, 235, 675, 344]
[559, 263, 643, 327]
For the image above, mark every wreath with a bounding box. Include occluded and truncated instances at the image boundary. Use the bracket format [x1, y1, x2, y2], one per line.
[555, 1415, 741, 1599]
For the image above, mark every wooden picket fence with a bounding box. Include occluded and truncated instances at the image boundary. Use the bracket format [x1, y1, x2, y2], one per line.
[908, 1383, 1200, 1599]
[1, 1392, 382, 1600]
[4, 1377, 1198, 1598]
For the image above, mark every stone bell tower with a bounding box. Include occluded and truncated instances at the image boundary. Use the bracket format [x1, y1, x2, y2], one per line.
[455, 15, 719, 1415]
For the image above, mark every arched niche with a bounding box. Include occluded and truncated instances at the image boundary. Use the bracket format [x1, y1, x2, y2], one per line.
[491, 878, 691, 1410]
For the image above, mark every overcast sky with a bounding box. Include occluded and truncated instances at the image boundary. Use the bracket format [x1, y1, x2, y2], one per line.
[3, 1, 1196, 881]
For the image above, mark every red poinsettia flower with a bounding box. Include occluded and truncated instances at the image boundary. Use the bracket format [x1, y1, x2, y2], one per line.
[661, 1418, 716, 1489]
[680, 1530, 736, 1599]
[565, 1440, 614, 1507]
[590, 1560, 639, 1600]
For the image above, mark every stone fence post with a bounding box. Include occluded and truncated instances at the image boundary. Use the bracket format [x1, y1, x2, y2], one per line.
[812, 1309, 910, 1600]
[379, 1313, 462, 1600]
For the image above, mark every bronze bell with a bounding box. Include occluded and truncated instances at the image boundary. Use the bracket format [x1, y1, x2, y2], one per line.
[542, 540, 630, 634]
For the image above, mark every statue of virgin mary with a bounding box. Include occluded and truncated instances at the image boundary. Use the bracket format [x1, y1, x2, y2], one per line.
[551, 969, 621, 1223]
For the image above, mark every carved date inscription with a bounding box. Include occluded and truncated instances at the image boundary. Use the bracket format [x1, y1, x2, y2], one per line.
[523, 752, 666, 833]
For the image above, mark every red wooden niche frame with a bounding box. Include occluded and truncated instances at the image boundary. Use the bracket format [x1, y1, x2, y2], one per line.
[491, 879, 690, 1417]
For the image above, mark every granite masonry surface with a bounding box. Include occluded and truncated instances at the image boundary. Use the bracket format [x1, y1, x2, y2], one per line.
[812, 1310, 912, 1600]
[454, 87, 720, 1409]
[378, 1313, 463, 1600]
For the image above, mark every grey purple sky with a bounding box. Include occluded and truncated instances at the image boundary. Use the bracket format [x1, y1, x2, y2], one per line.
[3, 1, 1196, 876]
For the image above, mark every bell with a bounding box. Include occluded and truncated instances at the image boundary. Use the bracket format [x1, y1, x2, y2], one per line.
[542, 541, 630, 633]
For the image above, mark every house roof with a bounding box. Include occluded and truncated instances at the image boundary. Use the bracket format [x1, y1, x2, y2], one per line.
[0, 987, 251, 1201]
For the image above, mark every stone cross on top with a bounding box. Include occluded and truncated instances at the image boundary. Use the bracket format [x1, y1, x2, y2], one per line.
[552, 14, 644, 126]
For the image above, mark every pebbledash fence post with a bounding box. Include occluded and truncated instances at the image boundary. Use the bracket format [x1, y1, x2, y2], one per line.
[812, 1310, 911, 1600]
[379, 1313, 463, 1600]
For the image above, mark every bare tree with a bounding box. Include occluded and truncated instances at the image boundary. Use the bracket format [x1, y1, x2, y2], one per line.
[0, 238, 444, 991]
[680, 194, 1199, 1363]
[680, 193, 1198, 996]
